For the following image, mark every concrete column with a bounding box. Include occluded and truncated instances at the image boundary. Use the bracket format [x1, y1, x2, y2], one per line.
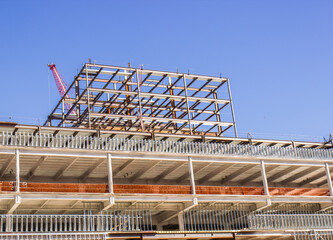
[107, 153, 114, 194]
[178, 212, 185, 231]
[15, 149, 20, 193]
[260, 160, 269, 196]
[325, 163, 333, 196]
[188, 157, 196, 195]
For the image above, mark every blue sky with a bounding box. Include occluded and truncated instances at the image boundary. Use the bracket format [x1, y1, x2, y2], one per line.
[0, 0, 332, 141]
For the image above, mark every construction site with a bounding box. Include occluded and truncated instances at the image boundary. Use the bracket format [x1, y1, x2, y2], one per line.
[0, 62, 332, 240]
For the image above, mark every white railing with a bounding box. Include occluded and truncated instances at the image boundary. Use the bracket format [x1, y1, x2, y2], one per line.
[0, 132, 332, 161]
[0, 212, 152, 233]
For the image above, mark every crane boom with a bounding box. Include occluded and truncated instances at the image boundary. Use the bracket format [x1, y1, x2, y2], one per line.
[48, 63, 74, 113]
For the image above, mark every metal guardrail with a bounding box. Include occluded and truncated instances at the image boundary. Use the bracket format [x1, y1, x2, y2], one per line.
[0, 210, 333, 234]
[183, 204, 252, 231]
[181, 203, 333, 232]
[0, 132, 332, 161]
[293, 230, 333, 240]
[0, 211, 152, 233]
[0, 233, 108, 240]
[248, 213, 333, 230]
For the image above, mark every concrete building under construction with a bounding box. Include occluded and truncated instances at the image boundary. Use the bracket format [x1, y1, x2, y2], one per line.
[0, 63, 332, 239]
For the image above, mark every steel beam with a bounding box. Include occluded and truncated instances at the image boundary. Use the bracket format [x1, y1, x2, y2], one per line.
[54, 157, 79, 180]
[198, 163, 235, 184]
[26, 156, 48, 180]
[267, 166, 299, 182]
[240, 165, 279, 185]
[113, 159, 135, 177]
[299, 172, 326, 186]
[281, 167, 320, 186]
[177, 162, 213, 183]
[0, 155, 15, 179]
[221, 164, 257, 184]
[154, 162, 186, 183]
[130, 160, 161, 183]
[7, 195, 20, 214]
[80, 158, 105, 181]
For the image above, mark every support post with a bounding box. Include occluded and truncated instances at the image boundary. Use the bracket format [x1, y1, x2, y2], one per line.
[213, 91, 222, 135]
[182, 75, 193, 135]
[107, 153, 114, 194]
[75, 78, 80, 119]
[188, 157, 196, 195]
[325, 163, 333, 196]
[85, 64, 91, 128]
[15, 149, 20, 193]
[260, 160, 269, 196]
[178, 212, 185, 231]
[259, 160, 271, 209]
[136, 70, 145, 132]
[61, 99, 65, 127]
[226, 79, 238, 137]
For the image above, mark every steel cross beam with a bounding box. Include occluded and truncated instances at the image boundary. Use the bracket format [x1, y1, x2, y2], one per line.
[43, 65, 85, 126]
[88, 70, 136, 127]
[80, 69, 120, 127]
[57, 66, 104, 127]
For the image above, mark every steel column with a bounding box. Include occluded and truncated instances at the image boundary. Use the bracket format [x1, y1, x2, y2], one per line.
[107, 153, 114, 194]
[85, 64, 91, 128]
[188, 157, 196, 195]
[182, 74, 193, 135]
[260, 160, 269, 196]
[325, 163, 333, 196]
[226, 79, 238, 137]
[15, 149, 20, 193]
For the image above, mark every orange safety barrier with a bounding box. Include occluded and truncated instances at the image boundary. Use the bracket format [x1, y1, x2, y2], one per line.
[0, 181, 329, 196]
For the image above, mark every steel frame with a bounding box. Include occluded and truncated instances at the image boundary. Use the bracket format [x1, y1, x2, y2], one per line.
[44, 64, 237, 137]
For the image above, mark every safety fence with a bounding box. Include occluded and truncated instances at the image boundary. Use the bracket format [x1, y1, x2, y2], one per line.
[0, 132, 332, 161]
[248, 203, 333, 230]
[0, 232, 108, 240]
[182, 203, 333, 232]
[248, 213, 333, 230]
[182, 203, 255, 231]
[0, 210, 152, 233]
[293, 230, 333, 240]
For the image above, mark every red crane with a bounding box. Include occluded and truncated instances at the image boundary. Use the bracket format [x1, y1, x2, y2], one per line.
[48, 63, 74, 113]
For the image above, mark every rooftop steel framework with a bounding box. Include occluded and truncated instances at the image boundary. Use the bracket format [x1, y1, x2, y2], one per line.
[44, 63, 237, 137]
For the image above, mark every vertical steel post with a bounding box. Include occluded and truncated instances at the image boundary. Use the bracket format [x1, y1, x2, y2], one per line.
[182, 75, 193, 135]
[260, 160, 269, 196]
[107, 153, 114, 194]
[135, 70, 145, 132]
[213, 91, 222, 135]
[188, 157, 196, 195]
[75, 77, 80, 119]
[226, 79, 238, 138]
[85, 64, 91, 128]
[15, 149, 20, 193]
[325, 163, 333, 196]
[61, 99, 65, 127]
